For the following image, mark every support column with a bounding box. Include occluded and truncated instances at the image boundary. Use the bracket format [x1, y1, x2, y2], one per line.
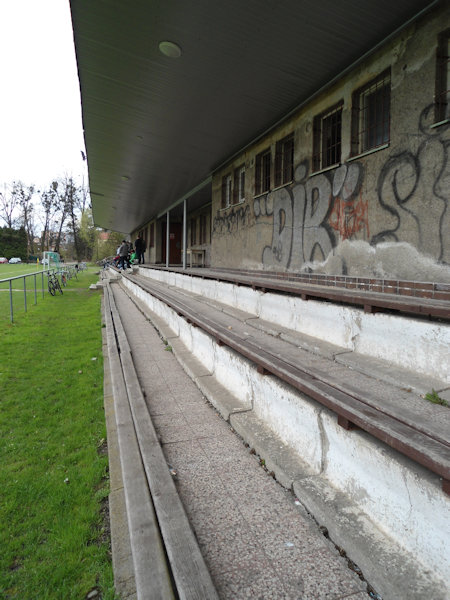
[166, 211, 170, 268]
[182, 199, 187, 270]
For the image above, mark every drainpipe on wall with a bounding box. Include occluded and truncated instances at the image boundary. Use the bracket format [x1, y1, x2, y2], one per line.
[166, 210, 170, 268]
[183, 199, 187, 270]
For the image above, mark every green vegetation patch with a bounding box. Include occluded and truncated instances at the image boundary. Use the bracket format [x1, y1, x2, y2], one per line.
[424, 389, 449, 407]
[0, 268, 116, 599]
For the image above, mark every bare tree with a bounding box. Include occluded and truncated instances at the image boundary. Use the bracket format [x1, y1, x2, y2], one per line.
[39, 182, 59, 252]
[1, 175, 90, 259]
[13, 181, 36, 255]
[0, 183, 19, 228]
[78, 175, 91, 214]
[40, 177, 83, 255]
[64, 176, 82, 260]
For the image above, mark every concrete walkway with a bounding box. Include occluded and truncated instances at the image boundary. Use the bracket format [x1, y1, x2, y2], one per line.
[107, 281, 370, 600]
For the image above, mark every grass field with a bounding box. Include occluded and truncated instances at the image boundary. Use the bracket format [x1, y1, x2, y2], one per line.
[0, 266, 116, 599]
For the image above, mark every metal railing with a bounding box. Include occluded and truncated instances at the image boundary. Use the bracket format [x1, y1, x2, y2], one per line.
[0, 270, 51, 323]
[0, 268, 68, 323]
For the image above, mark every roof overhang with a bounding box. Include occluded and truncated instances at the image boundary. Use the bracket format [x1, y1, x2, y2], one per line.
[70, 0, 438, 233]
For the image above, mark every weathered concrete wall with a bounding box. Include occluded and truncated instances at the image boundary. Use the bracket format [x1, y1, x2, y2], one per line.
[211, 6, 450, 281]
[139, 267, 450, 383]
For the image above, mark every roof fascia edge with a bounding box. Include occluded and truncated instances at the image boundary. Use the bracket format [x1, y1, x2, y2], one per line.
[156, 175, 213, 219]
[212, 0, 439, 176]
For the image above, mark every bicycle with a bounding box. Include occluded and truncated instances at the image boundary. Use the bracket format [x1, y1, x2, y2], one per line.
[47, 271, 63, 295]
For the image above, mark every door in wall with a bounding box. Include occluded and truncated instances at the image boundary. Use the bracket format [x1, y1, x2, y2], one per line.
[161, 222, 182, 264]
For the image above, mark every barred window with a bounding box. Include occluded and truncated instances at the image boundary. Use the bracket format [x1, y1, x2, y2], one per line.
[255, 148, 271, 195]
[221, 174, 232, 209]
[149, 222, 155, 248]
[233, 165, 245, 203]
[190, 218, 197, 246]
[351, 70, 390, 155]
[275, 134, 294, 187]
[313, 103, 342, 171]
[435, 30, 450, 122]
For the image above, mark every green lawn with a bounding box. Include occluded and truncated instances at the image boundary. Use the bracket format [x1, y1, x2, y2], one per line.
[0, 267, 116, 599]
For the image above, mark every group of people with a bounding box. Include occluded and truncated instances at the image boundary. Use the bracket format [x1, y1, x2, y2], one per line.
[115, 235, 146, 270]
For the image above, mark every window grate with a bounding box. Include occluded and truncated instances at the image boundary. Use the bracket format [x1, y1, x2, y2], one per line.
[275, 134, 294, 186]
[351, 70, 390, 155]
[313, 103, 342, 171]
[199, 214, 208, 244]
[255, 148, 271, 195]
[190, 218, 197, 246]
[149, 222, 155, 248]
[233, 165, 246, 203]
[221, 174, 232, 209]
[435, 30, 450, 122]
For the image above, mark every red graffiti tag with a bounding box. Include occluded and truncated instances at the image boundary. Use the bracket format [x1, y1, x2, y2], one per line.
[329, 191, 369, 241]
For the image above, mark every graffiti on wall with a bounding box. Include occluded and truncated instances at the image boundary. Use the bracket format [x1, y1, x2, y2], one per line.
[257, 105, 449, 270]
[371, 105, 449, 263]
[212, 204, 251, 235]
[329, 191, 369, 241]
[258, 161, 364, 269]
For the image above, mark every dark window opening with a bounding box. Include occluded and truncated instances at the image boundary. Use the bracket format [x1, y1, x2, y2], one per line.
[313, 104, 342, 171]
[233, 165, 245, 203]
[190, 218, 197, 246]
[275, 134, 294, 187]
[199, 214, 208, 244]
[351, 70, 390, 155]
[435, 30, 450, 122]
[149, 222, 155, 248]
[221, 174, 232, 209]
[255, 148, 271, 195]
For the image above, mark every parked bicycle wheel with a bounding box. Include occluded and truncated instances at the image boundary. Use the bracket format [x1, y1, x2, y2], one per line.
[54, 277, 63, 294]
[47, 273, 63, 295]
[48, 279, 56, 296]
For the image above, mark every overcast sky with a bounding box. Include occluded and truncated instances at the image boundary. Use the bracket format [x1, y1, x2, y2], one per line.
[0, 0, 87, 191]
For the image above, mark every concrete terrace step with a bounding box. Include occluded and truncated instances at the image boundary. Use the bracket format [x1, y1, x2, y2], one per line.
[109, 281, 374, 600]
[150, 265, 450, 320]
[115, 271, 450, 599]
[127, 270, 450, 479]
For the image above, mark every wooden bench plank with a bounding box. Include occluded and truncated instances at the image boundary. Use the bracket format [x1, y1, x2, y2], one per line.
[107, 283, 219, 600]
[104, 285, 175, 600]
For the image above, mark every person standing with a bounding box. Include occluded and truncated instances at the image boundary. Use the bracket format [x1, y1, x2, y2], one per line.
[118, 240, 129, 270]
[134, 235, 146, 264]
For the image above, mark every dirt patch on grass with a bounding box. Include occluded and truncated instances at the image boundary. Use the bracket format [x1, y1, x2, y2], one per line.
[97, 438, 108, 457]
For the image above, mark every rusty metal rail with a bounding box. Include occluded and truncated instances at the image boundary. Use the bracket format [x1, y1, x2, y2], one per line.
[123, 271, 450, 495]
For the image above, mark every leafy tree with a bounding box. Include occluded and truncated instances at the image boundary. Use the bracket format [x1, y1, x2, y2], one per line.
[78, 208, 96, 260]
[98, 230, 123, 260]
[0, 226, 27, 259]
